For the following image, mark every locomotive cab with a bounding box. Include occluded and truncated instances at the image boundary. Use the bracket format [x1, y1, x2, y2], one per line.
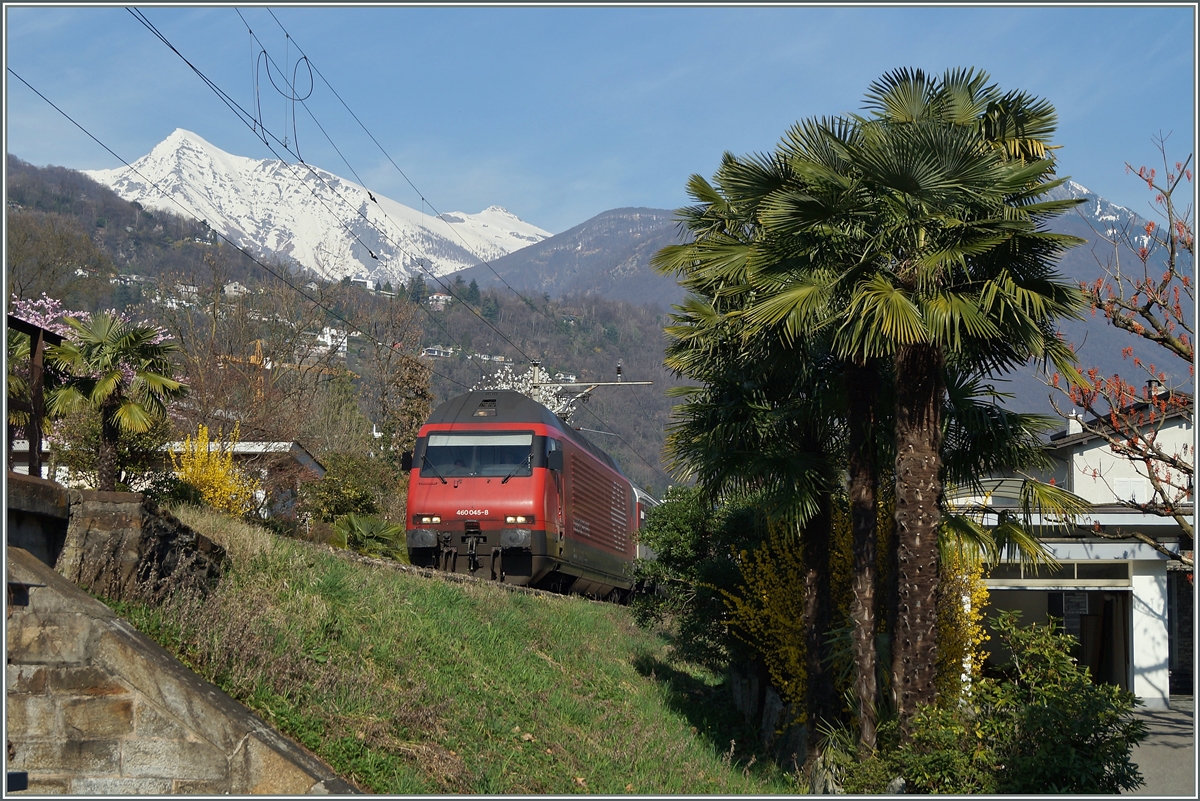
[404, 390, 643, 598]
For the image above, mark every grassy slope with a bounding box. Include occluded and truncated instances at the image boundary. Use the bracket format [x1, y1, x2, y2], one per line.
[119, 506, 794, 794]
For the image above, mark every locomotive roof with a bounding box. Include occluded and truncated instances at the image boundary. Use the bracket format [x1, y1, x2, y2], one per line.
[424, 390, 625, 477]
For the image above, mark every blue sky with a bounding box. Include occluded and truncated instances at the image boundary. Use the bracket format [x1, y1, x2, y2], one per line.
[4, 4, 1196, 234]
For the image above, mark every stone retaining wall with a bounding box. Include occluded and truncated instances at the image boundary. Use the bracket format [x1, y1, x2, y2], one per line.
[5, 473, 356, 794]
[57, 489, 225, 604]
[6, 546, 357, 794]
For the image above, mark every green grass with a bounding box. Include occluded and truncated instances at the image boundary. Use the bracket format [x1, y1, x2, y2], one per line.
[118, 506, 798, 794]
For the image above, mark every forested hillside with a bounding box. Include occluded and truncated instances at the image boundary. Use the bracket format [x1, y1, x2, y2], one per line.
[6, 155, 272, 309]
[7, 156, 683, 498]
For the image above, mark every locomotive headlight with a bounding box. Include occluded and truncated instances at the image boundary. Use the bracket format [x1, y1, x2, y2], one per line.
[415, 514, 442, 524]
[505, 515, 534, 524]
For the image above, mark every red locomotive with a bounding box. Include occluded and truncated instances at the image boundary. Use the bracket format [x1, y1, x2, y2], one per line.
[404, 390, 654, 600]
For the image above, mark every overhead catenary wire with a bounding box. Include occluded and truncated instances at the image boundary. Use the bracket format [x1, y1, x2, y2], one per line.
[7, 66, 472, 394]
[258, 7, 567, 332]
[233, 9, 558, 355]
[575, 402, 673, 485]
[243, 9, 671, 481]
[49, 10, 668, 481]
[127, 7, 529, 369]
[52, 59, 661, 484]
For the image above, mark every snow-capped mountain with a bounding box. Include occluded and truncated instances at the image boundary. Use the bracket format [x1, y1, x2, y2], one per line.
[1046, 178, 1142, 237]
[84, 129, 550, 283]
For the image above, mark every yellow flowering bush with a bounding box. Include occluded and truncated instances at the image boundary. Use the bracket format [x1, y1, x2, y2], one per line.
[170, 423, 261, 516]
[935, 546, 990, 705]
[722, 518, 809, 714]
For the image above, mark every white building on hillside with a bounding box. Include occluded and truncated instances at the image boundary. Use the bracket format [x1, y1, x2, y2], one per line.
[314, 327, 350, 358]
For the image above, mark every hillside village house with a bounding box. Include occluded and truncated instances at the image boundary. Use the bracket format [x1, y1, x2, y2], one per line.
[428, 293, 453, 311]
[965, 396, 1194, 709]
[314, 326, 352, 358]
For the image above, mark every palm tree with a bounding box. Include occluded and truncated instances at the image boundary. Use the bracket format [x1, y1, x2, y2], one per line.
[47, 311, 186, 492]
[738, 69, 1087, 732]
[658, 68, 1089, 744]
[654, 172, 845, 761]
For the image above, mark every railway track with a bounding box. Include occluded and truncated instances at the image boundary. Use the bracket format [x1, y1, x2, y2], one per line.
[325, 542, 627, 604]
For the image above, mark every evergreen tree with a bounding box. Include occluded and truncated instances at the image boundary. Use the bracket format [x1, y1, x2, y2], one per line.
[481, 293, 500, 322]
[466, 279, 482, 306]
[407, 274, 428, 304]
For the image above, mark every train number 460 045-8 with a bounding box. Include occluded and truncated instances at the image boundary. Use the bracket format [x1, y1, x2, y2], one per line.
[456, 509, 488, 517]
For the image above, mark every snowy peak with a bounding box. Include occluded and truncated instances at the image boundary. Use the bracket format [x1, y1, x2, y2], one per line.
[83, 131, 551, 284]
[1045, 178, 1139, 232]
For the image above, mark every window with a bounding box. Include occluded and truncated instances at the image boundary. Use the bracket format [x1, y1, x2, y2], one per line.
[985, 561, 1131, 587]
[1113, 477, 1150, 504]
[422, 432, 533, 478]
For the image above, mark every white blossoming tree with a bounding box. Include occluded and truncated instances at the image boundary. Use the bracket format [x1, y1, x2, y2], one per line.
[471, 363, 581, 421]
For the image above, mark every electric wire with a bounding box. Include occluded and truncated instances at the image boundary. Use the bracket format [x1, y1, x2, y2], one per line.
[7, 66, 472, 394]
[57, 10, 669, 482]
[128, 7, 529, 369]
[146, 7, 534, 367]
[259, 7, 566, 332]
[219, 9, 670, 482]
[235, 10, 548, 365]
[575, 402, 673, 485]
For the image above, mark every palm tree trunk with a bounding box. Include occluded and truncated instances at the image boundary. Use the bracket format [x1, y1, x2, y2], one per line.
[846, 360, 879, 752]
[891, 342, 944, 737]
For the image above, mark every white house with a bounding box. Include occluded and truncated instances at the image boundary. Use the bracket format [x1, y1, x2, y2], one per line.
[420, 345, 454, 359]
[428, 293, 453, 311]
[966, 399, 1193, 709]
[314, 327, 350, 358]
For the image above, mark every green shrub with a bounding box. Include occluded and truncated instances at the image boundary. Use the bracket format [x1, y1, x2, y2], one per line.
[142, 472, 203, 506]
[976, 610, 1148, 794]
[835, 611, 1147, 794]
[890, 705, 996, 793]
[333, 514, 407, 562]
[298, 453, 393, 522]
[630, 487, 767, 672]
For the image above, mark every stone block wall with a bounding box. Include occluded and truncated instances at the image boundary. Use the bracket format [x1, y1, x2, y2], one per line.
[56, 490, 225, 604]
[6, 546, 357, 794]
[5, 472, 69, 568]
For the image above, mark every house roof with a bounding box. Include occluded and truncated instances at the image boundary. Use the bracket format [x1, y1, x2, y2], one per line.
[1046, 390, 1193, 452]
[163, 441, 326, 476]
[12, 439, 326, 478]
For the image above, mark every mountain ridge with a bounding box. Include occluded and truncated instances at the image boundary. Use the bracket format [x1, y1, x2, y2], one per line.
[84, 128, 551, 285]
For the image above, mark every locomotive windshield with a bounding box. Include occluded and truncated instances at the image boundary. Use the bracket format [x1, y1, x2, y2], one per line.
[422, 432, 534, 478]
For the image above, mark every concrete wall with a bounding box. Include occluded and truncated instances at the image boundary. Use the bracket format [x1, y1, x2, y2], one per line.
[1132, 563, 1171, 707]
[6, 472, 69, 567]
